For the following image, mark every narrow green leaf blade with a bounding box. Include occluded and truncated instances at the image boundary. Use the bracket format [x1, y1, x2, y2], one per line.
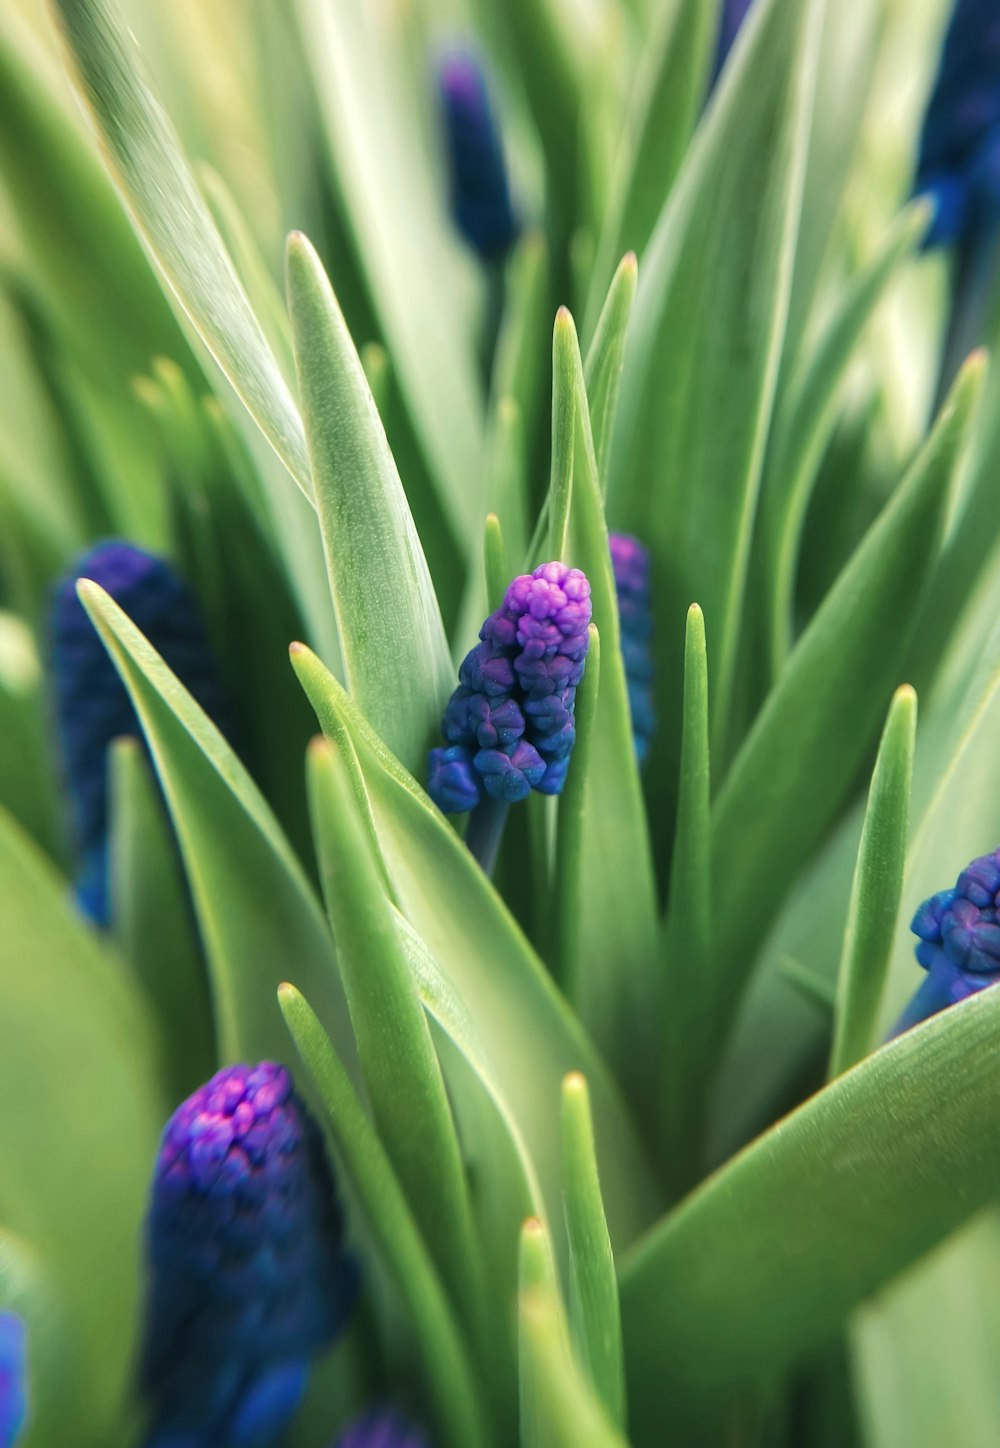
[583, 253, 638, 496]
[829, 686, 916, 1076]
[278, 985, 492, 1448]
[620, 986, 1000, 1439]
[306, 735, 486, 1346]
[561, 1073, 626, 1432]
[77, 581, 354, 1073]
[711, 353, 984, 1025]
[286, 232, 452, 774]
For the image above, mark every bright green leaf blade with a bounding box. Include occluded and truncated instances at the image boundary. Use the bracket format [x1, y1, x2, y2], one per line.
[483, 513, 510, 617]
[759, 203, 930, 676]
[584, 253, 638, 497]
[548, 309, 577, 562]
[561, 1073, 626, 1432]
[0, 615, 61, 863]
[519, 1218, 629, 1448]
[558, 309, 660, 1102]
[585, 0, 714, 331]
[620, 985, 1000, 1441]
[290, 643, 659, 1251]
[711, 353, 984, 1031]
[611, 0, 824, 786]
[291, 0, 483, 547]
[286, 232, 452, 774]
[660, 602, 712, 1196]
[108, 736, 214, 1101]
[306, 736, 486, 1346]
[76, 581, 355, 1074]
[556, 623, 600, 993]
[278, 985, 492, 1448]
[829, 686, 916, 1077]
[0, 805, 164, 1446]
[49, 0, 311, 497]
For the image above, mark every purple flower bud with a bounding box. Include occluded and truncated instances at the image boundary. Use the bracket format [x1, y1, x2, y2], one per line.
[333, 1406, 429, 1448]
[140, 1063, 356, 1448]
[610, 533, 655, 765]
[427, 564, 592, 813]
[50, 540, 236, 926]
[914, 0, 1000, 247]
[437, 49, 519, 262]
[893, 846, 1000, 1035]
[0, 1314, 25, 1448]
[713, 0, 755, 81]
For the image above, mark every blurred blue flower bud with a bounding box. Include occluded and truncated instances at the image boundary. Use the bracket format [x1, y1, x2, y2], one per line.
[427, 563, 592, 813]
[0, 1314, 25, 1448]
[915, 0, 1000, 247]
[893, 847, 1000, 1035]
[609, 533, 655, 764]
[140, 1063, 357, 1448]
[50, 539, 236, 926]
[713, 0, 755, 82]
[437, 49, 519, 261]
[333, 1406, 429, 1448]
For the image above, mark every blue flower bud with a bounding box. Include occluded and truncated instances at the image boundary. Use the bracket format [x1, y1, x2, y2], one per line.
[0, 1314, 25, 1448]
[333, 1407, 429, 1448]
[609, 533, 655, 764]
[140, 1063, 357, 1448]
[50, 540, 236, 926]
[714, 0, 755, 81]
[915, 0, 1000, 247]
[427, 563, 592, 814]
[893, 846, 1000, 1035]
[437, 49, 519, 261]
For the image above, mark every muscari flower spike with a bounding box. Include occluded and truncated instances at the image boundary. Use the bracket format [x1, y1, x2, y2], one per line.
[140, 1062, 357, 1448]
[914, 0, 1000, 248]
[437, 48, 519, 262]
[50, 539, 236, 927]
[333, 1407, 429, 1448]
[427, 562, 592, 813]
[609, 533, 655, 764]
[0, 1313, 26, 1448]
[893, 845, 1000, 1036]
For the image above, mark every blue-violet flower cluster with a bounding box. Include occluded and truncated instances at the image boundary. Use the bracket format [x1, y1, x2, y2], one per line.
[915, 0, 1000, 247]
[437, 49, 519, 261]
[894, 845, 1000, 1034]
[140, 1062, 356, 1448]
[609, 533, 655, 764]
[0, 1314, 25, 1448]
[427, 562, 591, 813]
[50, 539, 235, 926]
[334, 1406, 429, 1448]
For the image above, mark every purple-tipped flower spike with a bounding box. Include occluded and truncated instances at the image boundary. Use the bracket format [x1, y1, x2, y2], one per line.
[609, 533, 655, 765]
[0, 1314, 26, 1448]
[427, 562, 592, 814]
[334, 1406, 429, 1448]
[892, 846, 1000, 1036]
[140, 1063, 357, 1448]
[914, 0, 1000, 249]
[437, 49, 519, 262]
[50, 539, 236, 926]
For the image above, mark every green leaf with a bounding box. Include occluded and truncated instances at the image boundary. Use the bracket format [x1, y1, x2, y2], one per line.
[561, 1073, 626, 1432]
[556, 623, 601, 994]
[610, 0, 824, 820]
[583, 253, 638, 497]
[290, 643, 659, 1251]
[585, 0, 714, 331]
[556, 309, 659, 1103]
[548, 309, 577, 562]
[620, 985, 1000, 1440]
[286, 232, 453, 775]
[291, 0, 484, 548]
[483, 513, 510, 617]
[758, 203, 930, 677]
[0, 805, 164, 1446]
[710, 352, 984, 1034]
[278, 985, 493, 1448]
[49, 0, 310, 496]
[0, 1227, 75, 1448]
[76, 580, 355, 1075]
[0, 614, 61, 863]
[829, 686, 916, 1077]
[518, 1218, 628, 1448]
[660, 603, 712, 1195]
[305, 736, 486, 1348]
[108, 737, 214, 1101]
